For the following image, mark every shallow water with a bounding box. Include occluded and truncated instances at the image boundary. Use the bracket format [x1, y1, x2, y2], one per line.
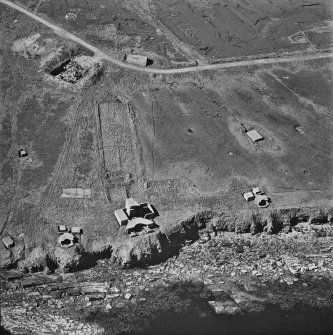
[142, 304, 333, 335]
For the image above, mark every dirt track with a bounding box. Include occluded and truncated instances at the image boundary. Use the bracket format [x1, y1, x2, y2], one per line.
[1, 0, 332, 74]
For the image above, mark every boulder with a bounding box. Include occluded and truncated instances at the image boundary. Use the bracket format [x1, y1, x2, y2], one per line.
[327, 208, 333, 223]
[282, 255, 301, 275]
[0, 269, 24, 280]
[199, 232, 211, 243]
[208, 299, 241, 315]
[231, 290, 267, 305]
[84, 293, 106, 302]
[21, 275, 62, 288]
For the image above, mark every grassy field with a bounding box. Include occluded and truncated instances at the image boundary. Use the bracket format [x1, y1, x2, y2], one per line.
[153, 0, 333, 59]
[0, 0, 332, 260]
[129, 59, 333, 213]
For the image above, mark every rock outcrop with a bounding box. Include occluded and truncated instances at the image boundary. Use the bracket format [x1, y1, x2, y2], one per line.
[0, 234, 25, 269]
[207, 207, 333, 236]
[0, 242, 12, 268]
[112, 211, 216, 267]
[11, 234, 25, 264]
[23, 247, 48, 272]
[111, 231, 171, 267]
[208, 299, 241, 315]
[109, 207, 333, 268]
[54, 245, 84, 273]
[1, 207, 332, 271]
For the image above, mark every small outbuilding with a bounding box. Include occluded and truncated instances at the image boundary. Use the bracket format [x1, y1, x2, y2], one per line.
[246, 130, 264, 142]
[18, 149, 28, 158]
[125, 54, 148, 67]
[2, 236, 14, 249]
[114, 209, 129, 226]
[243, 191, 255, 202]
[71, 227, 82, 235]
[58, 225, 68, 234]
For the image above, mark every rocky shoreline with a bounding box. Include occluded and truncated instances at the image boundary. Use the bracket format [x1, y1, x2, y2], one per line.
[1, 206, 332, 272]
[1, 211, 333, 334]
[1, 206, 333, 334]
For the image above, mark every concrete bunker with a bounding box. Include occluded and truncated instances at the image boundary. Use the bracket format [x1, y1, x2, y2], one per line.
[114, 198, 159, 236]
[58, 232, 75, 248]
[243, 187, 271, 208]
[254, 194, 271, 208]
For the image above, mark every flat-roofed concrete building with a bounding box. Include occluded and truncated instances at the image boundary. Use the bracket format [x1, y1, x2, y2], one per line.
[58, 225, 67, 234]
[246, 130, 264, 142]
[243, 191, 255, 201]
[126, 54, 148, 67]
[71, 227, 82, 234]
[2, 236, 14, 249]
[115, 208, 129, 226]
[114, 199, 158, 233]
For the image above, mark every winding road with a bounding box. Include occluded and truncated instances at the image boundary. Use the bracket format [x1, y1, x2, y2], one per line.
[1, 0, 332, 73]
